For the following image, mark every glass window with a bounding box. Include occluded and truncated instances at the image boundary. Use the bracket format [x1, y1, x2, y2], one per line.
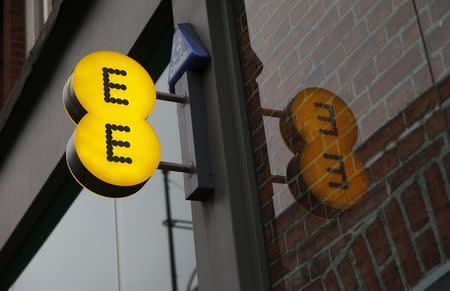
[234, 0, 450, 289]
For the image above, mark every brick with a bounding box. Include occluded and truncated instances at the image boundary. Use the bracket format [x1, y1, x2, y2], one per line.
[369, 44, 423, 104]
[264, 222, 274, 243]
[416, 5, 433, 33]
[276, 203, 297, 233]
[244, 81, 259, 101]
[353, 0, 377, 20]
[431, 55, 445, 82]
[256, 163, 271, 186]
[264, 1, 294, 41]
[273, 279, 290, 291]
[343, 22, 368, 56]
[361, 101, 387, 138]
[310, 251, 331, 278]
[339, 183, 388, 232]
[405, 82, 440, 126]
[367, 0, 393, 31]
[425, 110, 447, 139]
[416, 228, 441, 271]
[356, 115, 405, 162]
[273, 18, 291, 44]
[331, 234, 352, 259]
[290, 265, 310, 290]
[303, 279, 324, 291]
[324, 45, 345, 74]
[353, 61, 376, 96]
[425, 163, 450, 257]
[270, 250, 298, 283]
[247, 95, 261, 117]
[239, 30, 251, 51]
[389, 138, 443, 191]
[323, 271, 341, 291]
[298, 220, 340, 261]
[350, 92, 370, 118]
[366, 218, 391, 266]
[260, 182, 274, 205]
[424, 12, 450, 55]
[377, 37, 403, 73]
[430, 0, 450, 23]
[338, 82, 355, 104]
[413, 64, 434, 97]
[352, 236, 382, 291]
[401, 182, 428, 232]
[370, 149, 399, 182]
[289, 0, 311, 27]
[337, 257, 359, 291]
[445, 152, 450, 182]
[316, 5, 339, 39]
[339, 28, 386, 86]
[381, 261, 404, 291]
[267, 237, 286, 263]
[247, 4, 267, 37]
[386, 1, 415, 38]
[286, 221, 306, 250]
[323, 73, 340, 94]
[259, 21, 302, 76]
[438, 74, 450, 100]
[279, 50, 299, 81]
[385, 200, 422, 285]
[304, 212, 326, 235]
[397, 125, 425, 161]
[240, 45, 256, 66]
[304, 64, 325, 86]
[252, 126, 267, 149]
[277, 58, 314, 107]
[312, 12, 355, 64]
[297, 30, 319, 60]
[402, 21, 421, 50]
[262, 200, 275, 223]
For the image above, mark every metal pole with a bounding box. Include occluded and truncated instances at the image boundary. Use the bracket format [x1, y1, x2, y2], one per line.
[158, 161, 194, 174]
[156, 91, 186, 104]
[261, 108, 283, 118]
[163, 170, 178, 291]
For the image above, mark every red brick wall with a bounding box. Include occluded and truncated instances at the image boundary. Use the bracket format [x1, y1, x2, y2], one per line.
[233, 0, 450, 290]
[1, 0, 25, 108]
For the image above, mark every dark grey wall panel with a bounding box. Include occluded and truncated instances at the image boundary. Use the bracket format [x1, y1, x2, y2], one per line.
[172, 0, 270, 290]
[0, 0, 162, 252]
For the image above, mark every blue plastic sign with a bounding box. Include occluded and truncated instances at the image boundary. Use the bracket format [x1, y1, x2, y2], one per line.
[168, 23, 210, 91]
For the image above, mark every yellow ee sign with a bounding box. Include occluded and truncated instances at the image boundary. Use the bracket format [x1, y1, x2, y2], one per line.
[63, 51, 161, 198]
[281, 88, 369, 210]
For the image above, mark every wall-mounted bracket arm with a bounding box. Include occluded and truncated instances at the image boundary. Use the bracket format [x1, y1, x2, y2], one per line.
[156, 91, 186, 104]
[158, 161, 194, 174]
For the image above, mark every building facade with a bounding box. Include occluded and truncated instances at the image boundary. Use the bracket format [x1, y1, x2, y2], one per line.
[0, 0, 449, 290]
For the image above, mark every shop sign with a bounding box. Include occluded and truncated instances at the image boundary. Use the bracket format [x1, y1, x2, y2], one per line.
[63, 51, 161, 198]
[280, 88, 369, 210]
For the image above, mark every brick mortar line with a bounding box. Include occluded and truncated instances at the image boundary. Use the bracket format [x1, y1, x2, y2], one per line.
[395, 189, 428, 274]
[436, 152, 450, 202]
[362, 100, 443, 169]
[361, 229, 388, 290]
[416, 166, 448, 265]
[378, 256, 395, 275]
[348, 250, 365, 290]
[411, 220, 437, 241]
[380, 202, 411, 289]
